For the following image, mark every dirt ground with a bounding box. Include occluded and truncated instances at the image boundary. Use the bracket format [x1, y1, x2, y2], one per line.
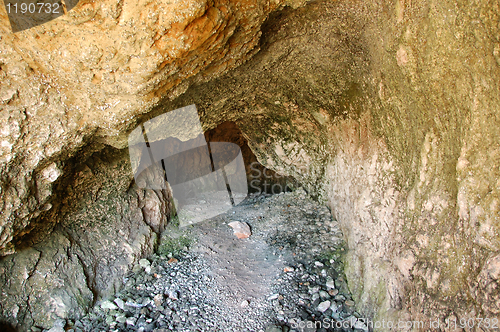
[68, 189, 366, 332]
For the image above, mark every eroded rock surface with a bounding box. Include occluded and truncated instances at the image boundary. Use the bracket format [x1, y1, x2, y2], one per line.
[157, 0, 500, 328]
[71, 191, 356, 332]
[1, 0, 499, 330]
[0, 0, 287, 255]
[0, 147, 171, 329]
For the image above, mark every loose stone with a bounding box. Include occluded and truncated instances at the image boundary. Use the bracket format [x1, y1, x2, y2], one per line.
[317, 300, 331, 312]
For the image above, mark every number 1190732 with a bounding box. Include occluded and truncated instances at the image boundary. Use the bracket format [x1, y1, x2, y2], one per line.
[5, 2, 60, 14]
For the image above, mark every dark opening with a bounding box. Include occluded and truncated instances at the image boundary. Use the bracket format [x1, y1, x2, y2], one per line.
[204, 121, 298, 195]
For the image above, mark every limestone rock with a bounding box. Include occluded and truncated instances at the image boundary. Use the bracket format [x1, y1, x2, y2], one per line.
[0, 0, 287, 256]
[153, 294, 164, 307]
[139, 259, 151, 268]
[114, 298, 125, 310]
[162, 0, 500, 327]
[317, 301, 331, 313]
[0, 0, 499, 330]
[100, 301, 118, 310]
[0, 148, 165, 329]
[228, 221, 252, 239]
[325, 277, 335, 290]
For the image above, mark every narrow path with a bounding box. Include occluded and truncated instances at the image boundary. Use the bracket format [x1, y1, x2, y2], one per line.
[68, 190, 367, 332]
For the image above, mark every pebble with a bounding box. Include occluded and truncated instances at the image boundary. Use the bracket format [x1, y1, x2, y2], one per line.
[47, 319, 65, 332]
[139, 259, 150, 268]
[125, 300, 148, 308]
[330, 301, 341, 312]
[317, 300, 331, 312]
[153, 294, 164, 307]
[308, 286, 320, 294]
[168, 290, 179, 300]
[329, 289, 339, 296]
[335, 294, 346, 301]
[325, 277, 335, 289]
[100, 301, 117, 310]
[113, 298, 125, 310]
[345, 299, 355, 306]
[70, 191, 357, 332]
[46, 326, 64, 332]
[228, 221, 252, 239]
[319, 290, 329, 299]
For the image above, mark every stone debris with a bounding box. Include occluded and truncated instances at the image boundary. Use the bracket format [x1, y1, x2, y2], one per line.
[317, 300, 331, 312]
[46, 319, 65, 332]
[314, 261, 324, 267]
[228, 221, 252, 239]
[319, 290, 330, 299]
[326, 277, 335, 289]
[329, 288, 339, 296]
[240, 300, 250, 308]
[153, 294, 164, 307]
[125, 300, 149, 308]
[167, 257, 178, 264]
[139, 259, 150, 268]
[167, 290, 179, 301]
[308, 286, 320, 294]
[114, 298, 125, 310]
[66, 190, 359, 332]
[100, 301, 117, 310]
[125, 317, 136, 326]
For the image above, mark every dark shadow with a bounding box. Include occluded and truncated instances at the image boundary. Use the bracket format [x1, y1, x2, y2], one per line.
[0, 322, 17, 332]
[204, 121, 298, 194]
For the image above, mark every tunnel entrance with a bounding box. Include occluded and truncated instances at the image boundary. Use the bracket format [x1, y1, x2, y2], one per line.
[204, 121, 298, 197]
[73, 187, 357, 332]
[67, 120, 359, 332]
[128, 106, 300, 228]
[50, 121, 358, 332]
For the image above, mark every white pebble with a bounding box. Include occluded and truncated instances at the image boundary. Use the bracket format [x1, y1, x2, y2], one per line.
[317, 300, 331, 312]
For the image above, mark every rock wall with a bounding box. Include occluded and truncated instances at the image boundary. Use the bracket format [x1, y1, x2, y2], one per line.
[0, 0, 499, 330]
[158, 0, 500, 329]
[0, 0, 284, 256]
[0, 0, 287, 328]
[0, 146, 172, 329]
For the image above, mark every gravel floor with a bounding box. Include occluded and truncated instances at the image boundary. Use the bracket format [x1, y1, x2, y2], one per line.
[50, 189, 369, 332]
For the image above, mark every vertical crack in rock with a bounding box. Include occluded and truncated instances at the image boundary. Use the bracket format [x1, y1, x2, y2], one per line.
[63, 231, 98, 307]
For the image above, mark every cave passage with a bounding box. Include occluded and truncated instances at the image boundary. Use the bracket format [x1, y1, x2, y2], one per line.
[71, 187, 357, 332]
[204, 121, 299, 197]
[1, 0, 498, 329]
[60, 123, 359, 332]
